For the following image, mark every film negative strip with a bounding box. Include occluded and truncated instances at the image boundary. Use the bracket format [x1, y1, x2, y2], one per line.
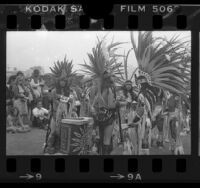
[0, 3, 199, 183]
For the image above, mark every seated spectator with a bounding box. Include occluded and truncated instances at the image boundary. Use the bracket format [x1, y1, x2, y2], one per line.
[6, 75, 16, 103]
[6, 75, 17, 115]
[32, 99, 49, 129]
[7, 107, 31, 133]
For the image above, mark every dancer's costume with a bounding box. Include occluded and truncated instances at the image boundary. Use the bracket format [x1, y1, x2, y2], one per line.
[116, 49, 139, 154]
[81, 38, 124, 154]
[130, 31, 190, 154]
[45, 57, 78, 154]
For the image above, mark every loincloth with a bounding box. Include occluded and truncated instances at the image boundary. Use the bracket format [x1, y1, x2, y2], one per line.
[94, 107, 116, 126]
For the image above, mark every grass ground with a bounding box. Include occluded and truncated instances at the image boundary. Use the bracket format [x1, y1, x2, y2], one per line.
[7, 128, 46, 155]
[6, 128, 191, 155]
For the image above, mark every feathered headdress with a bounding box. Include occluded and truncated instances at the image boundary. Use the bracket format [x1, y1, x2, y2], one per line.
[130, 31, 190, 111]
[81, 36, 124, 95]
[117, 49, 138, 85]
[50, 55, 77, 87]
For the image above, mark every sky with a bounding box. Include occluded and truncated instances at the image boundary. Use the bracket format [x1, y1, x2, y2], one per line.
[7, 31, 191, 78]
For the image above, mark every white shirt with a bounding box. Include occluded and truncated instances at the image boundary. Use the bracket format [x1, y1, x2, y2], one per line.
[30, 78, 44, 98]
[32, 107, 48, 120]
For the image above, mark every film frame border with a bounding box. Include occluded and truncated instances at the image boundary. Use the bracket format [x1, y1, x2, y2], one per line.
[3, 13, 189, 30]
[0, 3, 199, 183]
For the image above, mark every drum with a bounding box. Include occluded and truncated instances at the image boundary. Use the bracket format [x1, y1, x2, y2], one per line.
[60, 117, 93, 155]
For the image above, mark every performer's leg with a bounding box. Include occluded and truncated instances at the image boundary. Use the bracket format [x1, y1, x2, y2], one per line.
[98, 123, 104, 155]
[128, 128, 137, 154]
[104, 123, 115, 145]
[141, 126, 151, 155]
[45, 118, 57, 154]
[169, 117, 176, 153]
[185, 115, 190, 132]
[157, 119, 164, 147]
[136, 123, 141, 155]
[103, 123, 115, 154]
[54, 125, 61, 152]
[164, 116, 170, 142]
[174, 119, 184, 155]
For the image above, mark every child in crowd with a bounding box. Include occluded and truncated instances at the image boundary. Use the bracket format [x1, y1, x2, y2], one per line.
[7, 107, 31, 133]
[32, 99, 49, 129]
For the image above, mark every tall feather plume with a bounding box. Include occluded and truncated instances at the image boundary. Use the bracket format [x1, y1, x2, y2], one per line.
[50, 55, 78, 87]
[117, 48, 139, 86]
[130, 31, 191, 111]
[80, 36, 124, 95]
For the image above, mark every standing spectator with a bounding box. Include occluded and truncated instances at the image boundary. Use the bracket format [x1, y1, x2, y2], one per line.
[13, 75, 30, 125]
[24, 78, 34, 121]
[30, 69, 44, 100]
[6, 75, 17, 114]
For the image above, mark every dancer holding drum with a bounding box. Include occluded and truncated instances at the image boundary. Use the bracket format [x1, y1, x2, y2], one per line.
[45, 57, 78, 154]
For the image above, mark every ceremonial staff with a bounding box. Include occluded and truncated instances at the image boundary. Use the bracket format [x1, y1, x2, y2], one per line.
[113, 86, 124, 144]
[43, 108, 52, 153]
